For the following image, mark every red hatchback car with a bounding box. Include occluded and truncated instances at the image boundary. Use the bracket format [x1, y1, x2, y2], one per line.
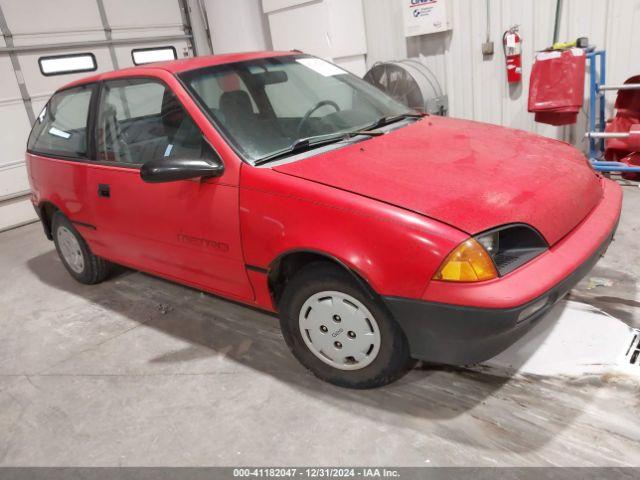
[27, 52, 621, 388]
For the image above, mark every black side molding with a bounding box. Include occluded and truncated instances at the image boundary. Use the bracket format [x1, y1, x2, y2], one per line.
[71, 221, 97, 230]
[246, 264, 268, 274]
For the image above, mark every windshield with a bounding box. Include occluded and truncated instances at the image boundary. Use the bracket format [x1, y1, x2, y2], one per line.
[179, 55, 413, 163]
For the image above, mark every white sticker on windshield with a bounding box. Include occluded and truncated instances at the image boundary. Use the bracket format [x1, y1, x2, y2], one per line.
[296, 58, 347, 77]
[48, 127, 71, 139]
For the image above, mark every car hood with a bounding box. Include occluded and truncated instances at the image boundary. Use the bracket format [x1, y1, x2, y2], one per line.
[273, 116, 603, 245]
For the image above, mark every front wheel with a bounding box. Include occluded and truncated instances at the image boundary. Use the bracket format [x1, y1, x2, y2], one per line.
[278, 262, 413, 388]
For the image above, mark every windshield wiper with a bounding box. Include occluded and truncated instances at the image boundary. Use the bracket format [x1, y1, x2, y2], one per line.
[253, 113, 425, 166]
[368, 111, 427, 130]
[254, 130, 384, 166]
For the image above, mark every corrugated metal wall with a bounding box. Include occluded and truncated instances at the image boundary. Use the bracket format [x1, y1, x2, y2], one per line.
[363, 0, 640, 146]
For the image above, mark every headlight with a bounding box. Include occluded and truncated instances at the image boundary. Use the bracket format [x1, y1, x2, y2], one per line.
[433, 224, 548, 282]
[476, 230, 499, 255]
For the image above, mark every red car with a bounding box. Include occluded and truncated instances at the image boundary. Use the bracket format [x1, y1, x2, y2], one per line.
[26, 51, 621, 388]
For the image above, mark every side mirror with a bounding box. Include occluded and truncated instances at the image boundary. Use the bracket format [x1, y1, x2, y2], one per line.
[140, 139, 224, 183]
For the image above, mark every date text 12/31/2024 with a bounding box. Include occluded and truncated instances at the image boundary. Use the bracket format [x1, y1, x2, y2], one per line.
[233, 468, 400, 478]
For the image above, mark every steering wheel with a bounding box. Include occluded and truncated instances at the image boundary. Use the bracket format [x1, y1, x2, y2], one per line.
[296, 100, 341, 138]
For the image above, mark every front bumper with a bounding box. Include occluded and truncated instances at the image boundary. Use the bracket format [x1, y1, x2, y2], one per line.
[383, 179, 622, 365]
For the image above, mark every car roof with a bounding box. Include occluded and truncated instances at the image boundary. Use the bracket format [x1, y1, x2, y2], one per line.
[59, 50, 298, 90]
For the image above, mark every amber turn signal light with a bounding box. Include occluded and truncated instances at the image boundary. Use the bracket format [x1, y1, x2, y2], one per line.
[433, 238, 499, 282]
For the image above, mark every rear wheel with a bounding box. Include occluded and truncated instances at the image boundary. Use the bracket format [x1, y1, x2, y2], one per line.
[278, 262, 413, 388]
[52, 211, 111, 284]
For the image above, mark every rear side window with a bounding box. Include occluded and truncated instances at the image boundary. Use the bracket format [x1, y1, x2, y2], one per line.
[96, 78, 203, 165]
[27, 84, 95, 159]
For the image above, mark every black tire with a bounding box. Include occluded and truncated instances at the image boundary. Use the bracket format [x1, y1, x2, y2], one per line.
[279, 262, 413, 389]
[51, 211, 111, 285]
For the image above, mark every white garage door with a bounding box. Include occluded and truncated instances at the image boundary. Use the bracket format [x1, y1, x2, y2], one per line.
[0, 0, 195, 231]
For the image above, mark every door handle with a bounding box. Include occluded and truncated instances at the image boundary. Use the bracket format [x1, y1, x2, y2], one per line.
[98, 184, 110, 198]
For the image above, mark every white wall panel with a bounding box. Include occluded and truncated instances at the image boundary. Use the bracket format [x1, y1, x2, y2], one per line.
[264, 0, 368, 74]
[204, 0, 270, 54]
[262, 0, 317, 14]
[0, 197, 36, 231]
[363, 0, 640, 146]
[326, 0, 367, 59]
[0, 0, 104, 39]
[0, 27, 36, 228]
[267, 1, 332, 57]
[0, 102, 30, 170]
[606, 0, 640, 86]
[102, 0, 184, 33]
[0, 163, 29, 198]
[362, 0, 405, 64]
[0, 35, 22, 107]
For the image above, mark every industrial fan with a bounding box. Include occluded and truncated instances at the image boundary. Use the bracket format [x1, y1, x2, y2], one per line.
[363, 59, 448, 116]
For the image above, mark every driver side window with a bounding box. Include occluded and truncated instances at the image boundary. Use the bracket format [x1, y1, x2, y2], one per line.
[96, 78, 203, 165]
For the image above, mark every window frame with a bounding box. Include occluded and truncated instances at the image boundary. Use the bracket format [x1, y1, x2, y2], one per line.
[38, 53, 98, 77]
[131, 46, 177, 66]
[27, 82, 99, 161]
[94, 76, 206, 169]
[28, 76, 220, 170]
[176, 57, 295, 164]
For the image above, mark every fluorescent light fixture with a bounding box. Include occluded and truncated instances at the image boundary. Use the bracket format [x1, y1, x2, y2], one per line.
[132, 47, 177, 65]
[39, 54, 97, 76]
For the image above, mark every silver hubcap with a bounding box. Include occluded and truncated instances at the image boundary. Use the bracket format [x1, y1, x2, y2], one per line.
[57, 226, 84, 274]
[299, 291, 381, 370]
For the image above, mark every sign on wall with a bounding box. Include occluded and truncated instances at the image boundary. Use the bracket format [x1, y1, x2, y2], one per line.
[404, 0, 452, 37]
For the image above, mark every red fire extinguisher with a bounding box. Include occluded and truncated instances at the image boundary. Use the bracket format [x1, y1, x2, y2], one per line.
[503, 25, 522, 84]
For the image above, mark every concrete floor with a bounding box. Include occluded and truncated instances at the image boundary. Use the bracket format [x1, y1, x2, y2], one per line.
[0, 179, 639, 467]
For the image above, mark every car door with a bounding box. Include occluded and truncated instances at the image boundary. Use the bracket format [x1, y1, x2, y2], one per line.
[85, 76, 253, 301]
